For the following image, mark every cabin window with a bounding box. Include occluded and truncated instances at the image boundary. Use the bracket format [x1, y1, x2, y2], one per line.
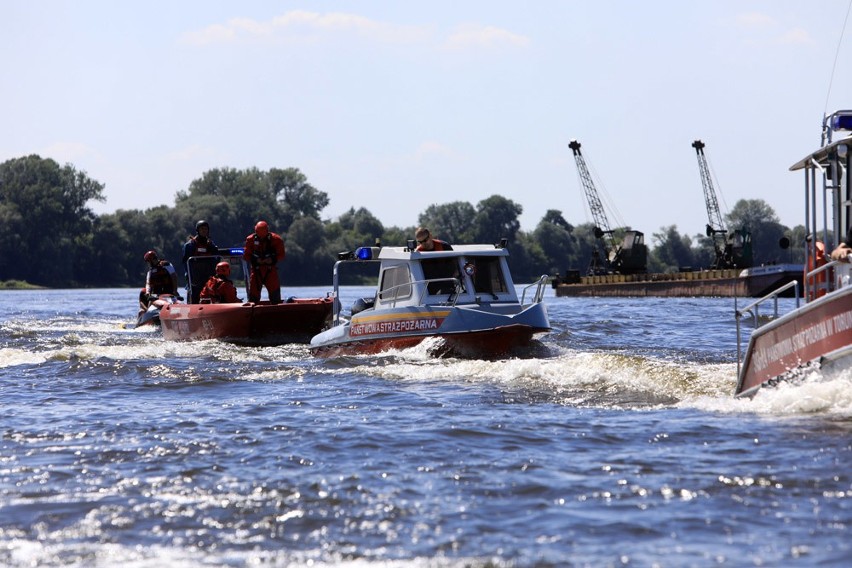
[466, 257, 507, 296]
[378, 265, 412, 301]
[421, 258, 461, 295]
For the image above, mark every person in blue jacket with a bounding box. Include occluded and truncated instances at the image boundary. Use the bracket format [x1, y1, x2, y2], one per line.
[182, 220, 219, 303]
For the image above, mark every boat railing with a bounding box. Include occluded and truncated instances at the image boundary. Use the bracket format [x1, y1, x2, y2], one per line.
[735, 279, 800, 375]
[520, 275, 549, 305]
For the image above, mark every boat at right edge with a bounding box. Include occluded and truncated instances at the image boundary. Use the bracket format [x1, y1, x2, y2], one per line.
[734, 110, 852, 397]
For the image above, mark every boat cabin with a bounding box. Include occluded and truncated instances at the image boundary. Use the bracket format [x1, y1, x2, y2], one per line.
[336, 243, 532, 321]
[791, 109, 852, 296]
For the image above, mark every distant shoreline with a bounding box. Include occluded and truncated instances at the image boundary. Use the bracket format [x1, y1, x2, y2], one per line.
[0, 280, 46, 290]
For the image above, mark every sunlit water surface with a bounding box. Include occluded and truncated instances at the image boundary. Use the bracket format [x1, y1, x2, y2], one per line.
[0, 287, 850, 567]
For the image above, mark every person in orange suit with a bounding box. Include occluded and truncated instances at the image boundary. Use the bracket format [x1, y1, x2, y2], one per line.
[805, 234, 828, 300]
[199, 261, 240, 304]
[243, 220, 286, 304]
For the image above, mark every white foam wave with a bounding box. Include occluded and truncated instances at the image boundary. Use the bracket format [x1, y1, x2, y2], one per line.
[320, 345, 739, 407]
[318, 342, 852, 415]
[0, 348, 50, 367]
[2, 538, 502, 568]
[682, 366, 852, 417]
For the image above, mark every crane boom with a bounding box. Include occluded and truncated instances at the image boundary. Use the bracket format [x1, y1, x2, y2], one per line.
[691, 140, 753, 269]
[692, 140, 726, 236]
[568, 139, 647, 275]
[568, 140, 617, 254]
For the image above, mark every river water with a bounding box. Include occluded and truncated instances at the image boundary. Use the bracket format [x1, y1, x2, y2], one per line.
[0, 286, 849, 567]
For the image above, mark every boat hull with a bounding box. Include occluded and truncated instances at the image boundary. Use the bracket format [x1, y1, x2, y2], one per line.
[310, 303, 550, 358]
[736, 286, 852, 397]
[160, 297, 333, 344]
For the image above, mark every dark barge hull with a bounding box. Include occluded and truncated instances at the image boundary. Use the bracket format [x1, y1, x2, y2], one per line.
[554, 264, 803, 298]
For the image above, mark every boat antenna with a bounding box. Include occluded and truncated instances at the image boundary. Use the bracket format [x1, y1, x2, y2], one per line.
[823, 0, 852, 134]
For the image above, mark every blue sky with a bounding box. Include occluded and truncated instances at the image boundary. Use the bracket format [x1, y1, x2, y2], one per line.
[3, 1, 851, 242]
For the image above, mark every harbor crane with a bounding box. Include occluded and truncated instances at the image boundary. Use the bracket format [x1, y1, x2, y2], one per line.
[691, 140, 752, 269]
[568, 140, 647, 275]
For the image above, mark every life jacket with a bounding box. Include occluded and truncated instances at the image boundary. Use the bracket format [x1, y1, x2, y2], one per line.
[189, 235, 216, 256]
[247, 233, 284, 266]
[805, 241, 829, 300]
[200, 275, 238, 303]
[416, 239, 452, 252]
[149, 261, 174, 294]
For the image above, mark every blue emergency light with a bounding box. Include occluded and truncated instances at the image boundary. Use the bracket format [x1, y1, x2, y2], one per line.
[356, 247, 380, 260]
[831, 113, 852, 131]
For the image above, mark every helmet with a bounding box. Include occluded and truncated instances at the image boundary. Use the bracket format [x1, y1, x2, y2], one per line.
[195, 220, 209, 232]
[255, 220, 269, 237]
[143, 250, 158, 263]
[215, 261, 231, 276]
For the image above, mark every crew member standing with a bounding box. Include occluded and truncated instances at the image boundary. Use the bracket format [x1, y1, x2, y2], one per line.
[243, 220, 286, 304]
[182, 220, 219, 303]
[199, 261, 241, 304]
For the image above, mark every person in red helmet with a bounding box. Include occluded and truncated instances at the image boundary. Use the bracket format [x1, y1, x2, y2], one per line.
[199, 261, 240, 304]
[243, 220, 286, 303]
[138, 250, 181, 321]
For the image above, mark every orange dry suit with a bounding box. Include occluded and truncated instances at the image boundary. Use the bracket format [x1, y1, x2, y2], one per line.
[199, 275, 240, 304]
[805, 241, 829, 300]
[243, 231, 286, 303]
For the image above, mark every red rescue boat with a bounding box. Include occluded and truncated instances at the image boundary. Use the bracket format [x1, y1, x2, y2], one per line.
[155, 248, 333, 344]
[735, 110, 852, 397]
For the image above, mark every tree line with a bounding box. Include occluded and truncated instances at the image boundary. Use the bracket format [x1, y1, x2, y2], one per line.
[0, 155, 809, 288]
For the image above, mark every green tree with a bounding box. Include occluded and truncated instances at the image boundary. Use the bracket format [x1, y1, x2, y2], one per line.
[532, 209, 575, 276]
[649, 225, 695, 273]
[0, 155, 104, 286]
[175, 167, 278, 248]
[724, 199, 787, 264]
[268, 167, 329, 227]
[285, 216, 329, 285]
[783, 224, 809, 264]
[418, 201, 476, 244]
[471, 195, 522, 243]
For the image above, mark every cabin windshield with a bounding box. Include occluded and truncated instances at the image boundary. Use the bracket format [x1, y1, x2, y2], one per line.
[378, 264, 412, 301]
[466, 256, 507, 296]
[421, 257, 461, 295]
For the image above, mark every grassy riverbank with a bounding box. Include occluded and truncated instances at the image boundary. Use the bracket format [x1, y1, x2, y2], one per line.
[0, 280, 46, 290]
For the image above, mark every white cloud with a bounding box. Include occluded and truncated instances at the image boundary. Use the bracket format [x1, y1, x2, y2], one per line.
[181, 10, 430, 46]
[181, 23, 237, 46]
[733, 11, 813, 46]
[180, 11, 529, 53]
[443, 24, 530, 51]
[735, 12, 777, 29]
[778, 28, 813, 45]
